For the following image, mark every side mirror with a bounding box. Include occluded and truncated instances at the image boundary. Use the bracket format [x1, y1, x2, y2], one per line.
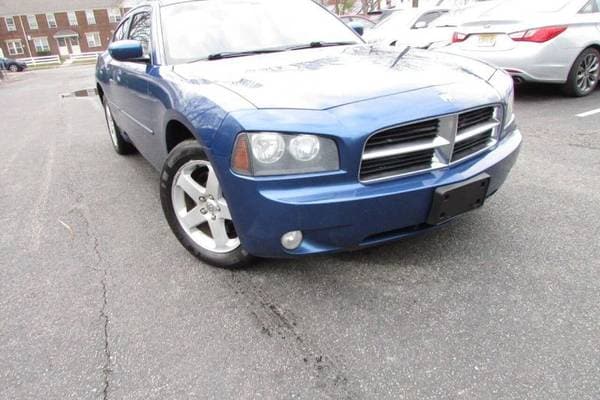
[350, 23, 364, 36]
[109, 40, 146, 62]
[414, 21, 428, 29]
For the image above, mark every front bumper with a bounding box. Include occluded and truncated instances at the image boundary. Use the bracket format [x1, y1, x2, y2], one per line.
[213, 128, 522, 258]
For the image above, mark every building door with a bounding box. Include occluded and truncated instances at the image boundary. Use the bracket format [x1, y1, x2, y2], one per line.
[69, 37, 81, 54]
[57, 38, 69, 56]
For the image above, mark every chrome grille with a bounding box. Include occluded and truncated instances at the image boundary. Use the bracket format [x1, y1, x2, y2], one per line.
[364, 119, 439, 149]
[458, 107, 495, 130]
[360, 105, 502, 183]
[360, 149, 436, 181]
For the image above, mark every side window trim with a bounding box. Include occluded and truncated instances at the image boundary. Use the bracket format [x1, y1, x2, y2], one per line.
[127, 10, 153, 62]
[113, 17, 130, 42]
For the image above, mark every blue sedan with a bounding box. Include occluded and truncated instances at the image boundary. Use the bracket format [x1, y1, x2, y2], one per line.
[96, 0, 521, 268]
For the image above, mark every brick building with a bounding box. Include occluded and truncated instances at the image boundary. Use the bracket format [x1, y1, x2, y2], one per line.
[0, 0, 127, 59]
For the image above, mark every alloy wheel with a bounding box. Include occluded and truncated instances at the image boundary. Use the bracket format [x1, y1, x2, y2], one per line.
[171, 160, 240, 254]
[576, 53, 599, 94]
[104, 102, 119, 147]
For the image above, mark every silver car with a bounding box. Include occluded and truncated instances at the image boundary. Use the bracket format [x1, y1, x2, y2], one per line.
[442, 0, 600, 96]
[363, 8, 450, 47]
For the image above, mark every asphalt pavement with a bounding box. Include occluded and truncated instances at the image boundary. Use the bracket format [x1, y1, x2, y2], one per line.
[0, 66, 598, 400]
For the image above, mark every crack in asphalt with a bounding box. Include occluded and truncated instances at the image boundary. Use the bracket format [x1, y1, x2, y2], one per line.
[100, 269, 111, 400]
[72, 193, 113, 400]
[70, 205, 112, 400]
[567, 143, 600, 151]
[91, 232, 112, 400]
[60, 98, 112, 399]
[225, 271, 360, 400]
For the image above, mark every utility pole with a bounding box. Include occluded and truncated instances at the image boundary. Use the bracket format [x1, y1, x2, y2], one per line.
[19, 15, 34, 60]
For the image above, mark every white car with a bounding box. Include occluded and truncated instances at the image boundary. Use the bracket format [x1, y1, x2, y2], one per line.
[442, 0, 600, 96]
[424, 0, 505, 49]
[363, 8, 450, 48]
[362, 2, 502, 49]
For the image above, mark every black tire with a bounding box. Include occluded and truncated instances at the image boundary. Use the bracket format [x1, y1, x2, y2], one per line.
[8, 64, 19, 72]
[102, 97, 135, 155]
[160, 140, 253, 269]
[563, 48, 600, 97]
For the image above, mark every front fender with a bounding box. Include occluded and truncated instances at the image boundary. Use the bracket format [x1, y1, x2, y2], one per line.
[159, 67, 256, 151]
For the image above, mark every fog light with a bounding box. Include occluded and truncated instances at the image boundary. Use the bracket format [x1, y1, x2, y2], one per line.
[281, 230, 303, 250]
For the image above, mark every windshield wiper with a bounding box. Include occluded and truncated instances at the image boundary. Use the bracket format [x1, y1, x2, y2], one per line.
[207, 48, 285, 60]
[191, 48, 284, 62]
[190, 41, 358, 63]
[286, 41, 358, 51]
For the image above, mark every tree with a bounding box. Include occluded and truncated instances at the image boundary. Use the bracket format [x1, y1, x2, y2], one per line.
[332, 0, 356, 14]
[359, 0, 382, 14]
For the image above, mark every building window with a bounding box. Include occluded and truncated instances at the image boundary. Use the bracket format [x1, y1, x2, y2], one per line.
[85, 10, 96, 25]
[86, 32, 101, 48]
[67, 11, 78, 26]
[108, 8, 122, 23]
[27, 15, 39, 30]
[6, 40, 24, 56]
[46, 13, 57, 28]
[5, 16, 16, 32]
[33, 37, 50, 53]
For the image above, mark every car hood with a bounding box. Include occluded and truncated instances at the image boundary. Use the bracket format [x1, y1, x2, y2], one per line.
[173, 45, 497, 110]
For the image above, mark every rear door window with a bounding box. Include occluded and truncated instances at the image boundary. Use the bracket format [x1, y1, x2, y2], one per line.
[414, 11, 444, 28]
[579, 0, 599, 13]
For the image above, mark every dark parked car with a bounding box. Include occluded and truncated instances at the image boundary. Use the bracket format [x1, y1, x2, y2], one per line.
[0, 57, 27, 72]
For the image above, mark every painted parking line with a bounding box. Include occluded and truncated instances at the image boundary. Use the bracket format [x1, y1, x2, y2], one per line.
[576, 108, 600, 118]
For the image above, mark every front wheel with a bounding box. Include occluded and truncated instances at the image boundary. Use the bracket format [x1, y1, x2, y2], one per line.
[563, 48, 600, 97]
[8, 64, 19, 72]
[160, 140, 253, 269]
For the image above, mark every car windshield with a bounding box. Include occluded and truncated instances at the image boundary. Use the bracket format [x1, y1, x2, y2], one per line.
[484, 0, 572, 14]
[161, 0, 360, 64]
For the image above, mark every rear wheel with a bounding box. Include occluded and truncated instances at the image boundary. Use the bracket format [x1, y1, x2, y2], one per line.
[564, 48, 600, 97]
[102, 98, 135, 155]
[8, 64, 18, 72]
[160, 140, 253, 269]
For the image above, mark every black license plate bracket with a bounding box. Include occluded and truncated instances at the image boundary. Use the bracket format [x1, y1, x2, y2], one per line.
[427, 174, 491, 225]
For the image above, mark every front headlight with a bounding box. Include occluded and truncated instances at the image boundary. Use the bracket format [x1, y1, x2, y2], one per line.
[489, 69, 515, 128]
[231, 132, 339, 176]
[505, 88, 515, 127]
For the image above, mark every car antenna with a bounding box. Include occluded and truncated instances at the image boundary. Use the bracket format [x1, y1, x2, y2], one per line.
[391, 46, 411, 68]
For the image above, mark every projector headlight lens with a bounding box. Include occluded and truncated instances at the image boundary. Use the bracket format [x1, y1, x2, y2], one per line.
[249, 132, 285, 164]
[232, 132, 339, 176]
[289, 135, 320, 162]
